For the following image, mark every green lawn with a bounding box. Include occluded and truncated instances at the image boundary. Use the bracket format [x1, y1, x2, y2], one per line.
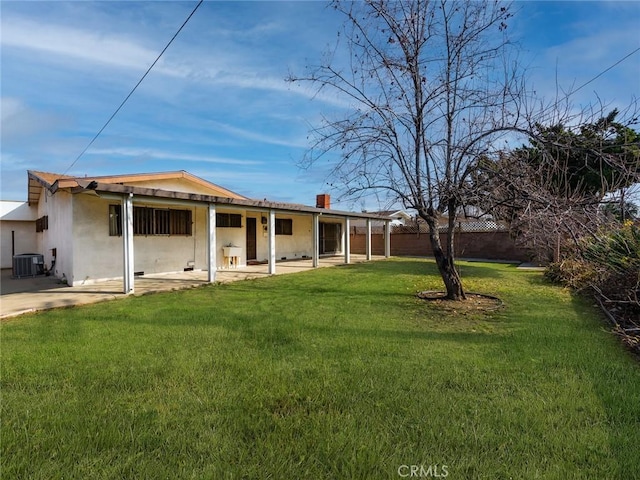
[2, 258, 639, 479]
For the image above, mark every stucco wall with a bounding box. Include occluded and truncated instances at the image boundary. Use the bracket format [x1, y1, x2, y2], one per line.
[133, 200, 202, 274]
[72, 194, 124, 284]
[133, 235, 199, 275]
[1, 221, 38, 268]
[71, 195, 211, 284]
[216, 208, 248, 267]
[22, 189, 351, 284]
[36, 188, 74, 282]
[253, 213, 314, 262]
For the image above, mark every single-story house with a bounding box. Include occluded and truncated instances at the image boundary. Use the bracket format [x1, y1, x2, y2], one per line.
[7, 170, 390, 293]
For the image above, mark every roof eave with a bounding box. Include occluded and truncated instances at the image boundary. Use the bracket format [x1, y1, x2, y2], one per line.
[76, 180, 391, 220]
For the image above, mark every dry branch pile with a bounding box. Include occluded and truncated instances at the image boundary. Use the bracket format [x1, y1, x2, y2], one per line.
[546, 221, 640, 355]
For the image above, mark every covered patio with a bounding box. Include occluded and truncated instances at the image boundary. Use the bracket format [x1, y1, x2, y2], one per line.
[69, 180, 391, 293]
[0, 254, 383, 319]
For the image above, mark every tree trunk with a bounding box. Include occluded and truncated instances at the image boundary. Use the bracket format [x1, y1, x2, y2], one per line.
[422, 213, 466, 300]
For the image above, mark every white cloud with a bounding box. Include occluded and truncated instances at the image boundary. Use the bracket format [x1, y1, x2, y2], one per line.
[1, 13, 350, 111]
[0, 97, 69, 146]
[1, 17, 159, 73]
[206, 121, 308, 149]
[85, 147, 262, 166]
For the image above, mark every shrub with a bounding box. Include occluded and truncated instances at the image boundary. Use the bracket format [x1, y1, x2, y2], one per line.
[546, 221, 639, 354]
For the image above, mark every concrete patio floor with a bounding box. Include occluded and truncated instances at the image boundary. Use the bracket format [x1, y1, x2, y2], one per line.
[0, 255, 381, 319]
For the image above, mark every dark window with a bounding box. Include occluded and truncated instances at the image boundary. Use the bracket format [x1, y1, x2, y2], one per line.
[171, 209, 192, 235]
[276, 218, 293, 235]
[109, 204, 192, 236]
[154, 209, 170, 235]
[109, 205, 122, 236]
[216, 212, 242, 228]
[134, 207, 153, 235]
[36, 215, 48, 232]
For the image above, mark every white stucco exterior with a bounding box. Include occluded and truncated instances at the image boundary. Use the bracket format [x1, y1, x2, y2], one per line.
[252, 213, 314, 262]
[68, 195, 210, 285]
[34, 188, 74, 282]
[52, 197, 327, 285]
[0, 201, 38, 268]
[13, 170, 387, 289]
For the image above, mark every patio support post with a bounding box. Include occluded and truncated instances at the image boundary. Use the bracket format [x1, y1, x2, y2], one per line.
[207, 204, 217, 283]
[122, 193, 134, 294]
[365, 218, 372, 261]
[268, 209, 276, 274]
[344, 217, 351, 264]
[384, 220, 391, 258]
[312, 213, 319, 268]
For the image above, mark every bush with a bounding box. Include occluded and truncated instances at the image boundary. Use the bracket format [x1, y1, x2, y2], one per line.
[546, 221, 639, 354]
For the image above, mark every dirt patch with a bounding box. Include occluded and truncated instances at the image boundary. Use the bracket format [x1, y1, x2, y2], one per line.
[417, 291, 503, 314]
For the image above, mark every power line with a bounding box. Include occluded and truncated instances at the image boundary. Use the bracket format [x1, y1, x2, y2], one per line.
[62, 0, 204, 175]
[533, 45, 640, 123]
[571, 46, 640, 96]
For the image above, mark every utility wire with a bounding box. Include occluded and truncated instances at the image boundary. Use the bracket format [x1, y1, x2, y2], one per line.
[571, 46, 640, 96]
[62, 0, 204, 175]
[529, 45, 640, 124]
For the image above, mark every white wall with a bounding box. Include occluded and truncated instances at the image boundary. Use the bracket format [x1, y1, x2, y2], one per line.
[254, 213, 314, 262]
[0, 201, 38, 268]
[37, 188, 74, 283]
[1, 221, 38, 268]
[22, 190, 331, 285]
[72, 194, 123, 284]
[71, 195, 210, 285]
[215, 208, 249, 268]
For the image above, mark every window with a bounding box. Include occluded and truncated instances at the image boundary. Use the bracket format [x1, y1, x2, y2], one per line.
[109, 205, 192, 236]
[154, 209, 170, 235]
[134, 207, 154, 235]
[36, 215, 49, 232]
[170, 209, 192, 235]
[109, 205, 121, 236]
[275, 218, 293, 235]
[216, 212, 242, 228]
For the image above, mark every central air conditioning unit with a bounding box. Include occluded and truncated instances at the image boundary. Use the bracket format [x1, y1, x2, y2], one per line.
[12, 254, 45, 278]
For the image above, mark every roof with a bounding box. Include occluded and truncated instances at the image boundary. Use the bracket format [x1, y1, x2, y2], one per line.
[26, 170, 390, 221]
[371, 210, 412, 219]
[27, 170, 246, 205]
[0, 201, 38, 221]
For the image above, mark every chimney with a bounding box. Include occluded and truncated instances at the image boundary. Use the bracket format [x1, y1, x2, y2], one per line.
[316, 194, 330, 209]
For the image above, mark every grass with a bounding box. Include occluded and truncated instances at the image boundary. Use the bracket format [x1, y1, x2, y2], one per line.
[1, 258, 639, 479]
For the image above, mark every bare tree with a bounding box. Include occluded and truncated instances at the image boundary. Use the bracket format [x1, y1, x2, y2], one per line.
[289, 0, 526, 299]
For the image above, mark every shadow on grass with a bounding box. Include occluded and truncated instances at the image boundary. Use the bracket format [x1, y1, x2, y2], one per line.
[335, 258, 510, 280]
[566, 294, 640, 475]
[457, 263, 506, 279]
[304, 323, 505, 346]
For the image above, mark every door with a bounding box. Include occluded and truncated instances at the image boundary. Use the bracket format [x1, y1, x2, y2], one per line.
[320, 223, 341, 254]
[246, 217, 257, 261]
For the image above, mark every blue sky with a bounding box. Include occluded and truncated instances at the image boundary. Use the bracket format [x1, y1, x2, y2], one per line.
[1, 1, 639, 210]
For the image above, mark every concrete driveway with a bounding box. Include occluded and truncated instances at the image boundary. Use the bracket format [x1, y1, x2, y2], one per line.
[0, 255, 378, 319]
